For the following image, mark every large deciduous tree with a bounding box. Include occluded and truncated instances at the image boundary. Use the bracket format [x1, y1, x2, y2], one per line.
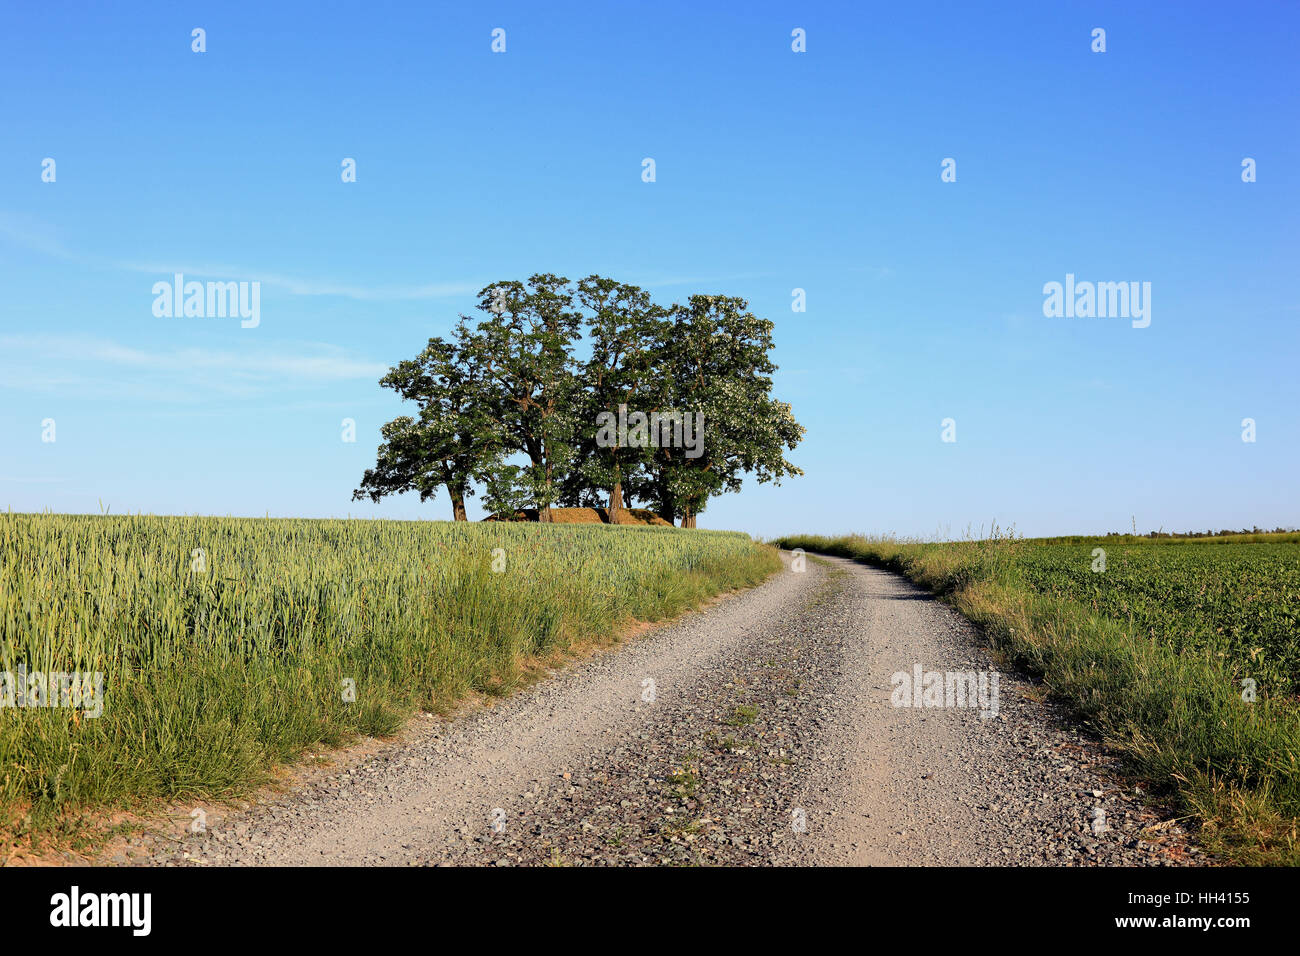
[561, 276, 669, 523]
[631, 294, 804, 527]
[352, 334, 501, 520]
[465, 274, 581, 523]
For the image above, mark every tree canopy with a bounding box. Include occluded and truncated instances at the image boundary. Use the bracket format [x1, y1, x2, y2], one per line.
[354, 274, 804, 526]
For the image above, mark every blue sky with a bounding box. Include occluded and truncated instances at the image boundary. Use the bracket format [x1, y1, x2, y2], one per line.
[2, 1, 1297, 539]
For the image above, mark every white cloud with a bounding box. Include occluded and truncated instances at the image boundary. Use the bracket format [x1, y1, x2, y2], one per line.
[116, 261, 482, 301]
[0, 335, 388, 401]
[0, 212, 74, 260]
[0, 211, 482, 302]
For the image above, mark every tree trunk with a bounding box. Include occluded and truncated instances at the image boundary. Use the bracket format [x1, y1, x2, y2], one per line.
[680, 504, 694, 529]
[539, 457, 554, 522]
[657, 496, 675, 525]
[609, 467, 625, 525]
[444, 468, 469, 521]
[655, 474, 675, 525]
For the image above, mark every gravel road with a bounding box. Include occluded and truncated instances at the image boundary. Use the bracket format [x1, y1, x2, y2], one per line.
[123, 552, 1200, 867]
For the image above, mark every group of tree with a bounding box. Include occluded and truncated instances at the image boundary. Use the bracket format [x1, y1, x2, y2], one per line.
[352, 273, 804, 527]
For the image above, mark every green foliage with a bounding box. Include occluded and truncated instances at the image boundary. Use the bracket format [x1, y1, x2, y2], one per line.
[358, 274, 804, 525]
[561, 276, 669, 513]
[1013, 543, 1300, 696]
[629, 294, 804, 526]
[465, 275, 584, 518]
[352, 334, 503, 519]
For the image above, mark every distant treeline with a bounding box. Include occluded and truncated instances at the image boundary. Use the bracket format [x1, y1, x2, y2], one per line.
[1041, 528, 1300, 545]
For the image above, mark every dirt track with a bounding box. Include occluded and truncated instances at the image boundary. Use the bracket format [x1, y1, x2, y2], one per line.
[124, 552, 1199, 867]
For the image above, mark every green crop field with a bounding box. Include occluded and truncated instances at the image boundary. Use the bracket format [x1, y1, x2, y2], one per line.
[1014, 542, 1300, 696]
[0, 513, 777, 837]
[776, 532, 1300, 865]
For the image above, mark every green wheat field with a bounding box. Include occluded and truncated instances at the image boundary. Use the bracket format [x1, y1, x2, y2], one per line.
[0, 513, 777, 835]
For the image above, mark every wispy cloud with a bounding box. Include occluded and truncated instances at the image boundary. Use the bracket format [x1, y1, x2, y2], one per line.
[0, 211, 481, 302]
[0, 335, 388, 401]
[114, 260, 482, 301]
[0, 213, 75, 260]
[1, 335, 387, 380]
[0, 215, 768, 301]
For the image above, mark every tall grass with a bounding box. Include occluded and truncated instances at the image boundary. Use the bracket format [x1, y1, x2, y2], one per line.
[0, 514, 778, 835]
[776, 532, 1300, 865]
